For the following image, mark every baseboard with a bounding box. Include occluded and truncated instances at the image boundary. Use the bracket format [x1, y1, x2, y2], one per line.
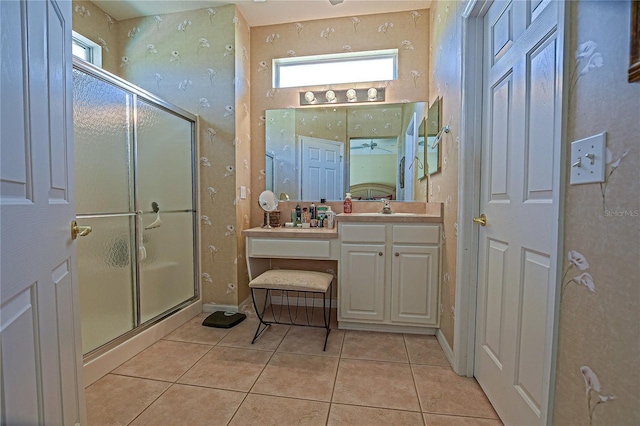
[436, 328, 455, 368]
[83, 300, 201, 387]
[338, 321, 437, 335]
[203, 295, 253, 313]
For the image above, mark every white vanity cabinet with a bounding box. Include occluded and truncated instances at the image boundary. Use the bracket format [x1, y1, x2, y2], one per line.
[338, 222, 440, 332]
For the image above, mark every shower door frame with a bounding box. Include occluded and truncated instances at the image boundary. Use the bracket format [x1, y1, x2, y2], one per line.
[73, 58, 200, 362]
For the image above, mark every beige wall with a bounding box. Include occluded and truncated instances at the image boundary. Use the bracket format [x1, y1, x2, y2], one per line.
[72, 2, 250, 307]
[553, 1, 640, 424]
[250, 9, 430, 227]
[427, 0, 462, 349]
[72, 0, 120, 73]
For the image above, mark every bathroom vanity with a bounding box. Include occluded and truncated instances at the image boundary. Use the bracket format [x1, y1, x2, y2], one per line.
[243, 203, 443, 334]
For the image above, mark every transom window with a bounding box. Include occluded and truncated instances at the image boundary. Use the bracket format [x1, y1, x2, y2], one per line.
[72, 31, 102, 67]
[273, 49, 398, 89]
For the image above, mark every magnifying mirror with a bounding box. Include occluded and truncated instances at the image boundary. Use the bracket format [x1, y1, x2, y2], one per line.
[258, 190, 277, 228]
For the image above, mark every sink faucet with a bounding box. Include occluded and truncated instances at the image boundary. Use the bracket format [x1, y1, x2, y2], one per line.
[381, 199, 392, 214]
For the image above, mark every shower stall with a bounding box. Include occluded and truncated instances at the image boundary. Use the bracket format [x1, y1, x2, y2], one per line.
[72, 58, 199, 359]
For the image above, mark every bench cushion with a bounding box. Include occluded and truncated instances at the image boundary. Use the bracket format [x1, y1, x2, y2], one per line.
[249, 269, 333, 292]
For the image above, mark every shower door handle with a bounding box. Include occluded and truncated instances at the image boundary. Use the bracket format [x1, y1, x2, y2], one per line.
[71, 220, 92, 240]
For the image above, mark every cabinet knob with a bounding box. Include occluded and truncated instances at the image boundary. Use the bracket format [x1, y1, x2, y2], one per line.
[378, 252, 383, 256]
[395, 252, 399, 257]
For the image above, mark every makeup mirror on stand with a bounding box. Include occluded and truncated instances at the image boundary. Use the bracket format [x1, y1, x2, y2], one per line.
[258, 190, 277, 228]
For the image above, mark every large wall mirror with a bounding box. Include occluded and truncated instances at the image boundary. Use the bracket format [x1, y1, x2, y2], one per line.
[265, 102, 426, 202]
[425, 97, 442, 176]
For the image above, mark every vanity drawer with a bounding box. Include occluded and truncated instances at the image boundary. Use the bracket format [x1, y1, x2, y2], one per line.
[392, 224, 440, 244]
[248, 238, 331, 259]
[340, 224, 386, 243]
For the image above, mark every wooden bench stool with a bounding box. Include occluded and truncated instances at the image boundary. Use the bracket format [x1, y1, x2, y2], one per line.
[248, 269, 333, 351]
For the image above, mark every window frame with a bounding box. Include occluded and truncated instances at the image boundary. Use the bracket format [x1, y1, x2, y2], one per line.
[272, 49, 398, 89]
[72, 31, 102, 67]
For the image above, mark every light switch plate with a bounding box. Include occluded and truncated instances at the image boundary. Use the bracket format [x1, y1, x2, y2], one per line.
[240, 186, 247, 199]
[570, 132, 606, 185]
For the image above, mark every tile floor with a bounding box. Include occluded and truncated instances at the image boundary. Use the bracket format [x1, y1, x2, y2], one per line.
[86, 311, 502, 425]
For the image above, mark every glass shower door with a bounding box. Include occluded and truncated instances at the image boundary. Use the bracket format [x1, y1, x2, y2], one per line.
[73, 68, 137, 354]
[135, 99, 196, 323]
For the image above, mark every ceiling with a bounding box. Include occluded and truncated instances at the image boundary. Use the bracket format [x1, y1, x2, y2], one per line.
[93, 0, 432, 27]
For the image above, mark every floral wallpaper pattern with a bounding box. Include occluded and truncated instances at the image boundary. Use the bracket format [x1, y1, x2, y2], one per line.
[249, 9, 429, 227]
[72, 1, 252, 307]
[554, 2, 640, 424]
[427, 0, 461, 349]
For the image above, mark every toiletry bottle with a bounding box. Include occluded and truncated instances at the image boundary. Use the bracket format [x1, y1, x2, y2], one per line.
[310, 202, 316, 220]
[291, 209, 297, 226]
[295, 203, 301, 224]
[343, 193, 353, 214]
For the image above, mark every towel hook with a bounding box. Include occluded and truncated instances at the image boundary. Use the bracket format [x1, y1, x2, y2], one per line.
[430, 125, 451, 149]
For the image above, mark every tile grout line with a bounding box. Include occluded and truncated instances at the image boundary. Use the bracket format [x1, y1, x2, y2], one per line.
[326, 327, 347, 425]
[404, 334, 428, 425]
[226, 322, 292, 425]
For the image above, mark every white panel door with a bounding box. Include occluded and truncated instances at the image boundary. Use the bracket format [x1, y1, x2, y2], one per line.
[339, 244, 385, 321]
[390, 245, 439, 326]
[475, 1, 561, 424]
[0, 1, 86, 424]
[301, 136, 344, 200]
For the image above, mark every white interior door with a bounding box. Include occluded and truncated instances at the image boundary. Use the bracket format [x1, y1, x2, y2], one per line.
[1, 0, 86, 424]
[474, 1, 562, 424]
[403, 113, 418, 201]
[301, 136, 344, 200]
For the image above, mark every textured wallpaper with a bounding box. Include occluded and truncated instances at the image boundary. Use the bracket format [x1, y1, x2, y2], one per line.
[249, 9, 430, 227]
[553, 1, 640, 424]
[72, 2, 250, 307]
[427, 0, 461, 350]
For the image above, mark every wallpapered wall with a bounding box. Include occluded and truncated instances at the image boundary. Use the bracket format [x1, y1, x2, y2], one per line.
[427, 0, 461, 349]
[249, 9, 430, 228]
[72, 1, 252, 307]
[553, 1, 640, 424]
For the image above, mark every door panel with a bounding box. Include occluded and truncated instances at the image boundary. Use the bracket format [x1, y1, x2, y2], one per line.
[301, 136, 344, 201]
[475, 1, 561, 424]
[339, 244, 385, 321]
[390, 245, 439, 325]
[1, 1, 86, 424]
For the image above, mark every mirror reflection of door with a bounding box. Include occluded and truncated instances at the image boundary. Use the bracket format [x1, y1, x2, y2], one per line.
[265, 152, 274, 192]
[300, 136, 344, 200]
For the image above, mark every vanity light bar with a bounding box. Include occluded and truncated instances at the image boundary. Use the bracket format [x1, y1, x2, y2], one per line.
[299, 88, 385, 106]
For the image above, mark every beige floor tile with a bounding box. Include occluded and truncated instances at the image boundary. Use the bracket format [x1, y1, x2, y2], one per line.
[412, 365, 499, 419]
[229, 394, 329, 426]
[251, 352, 339, 401]
[295, 306, 339, 329]
[112, 340, 210, 382]
[328, 403, 425, 426]
[333, 359, 420, 412]
[277, 326, 344, 357]
[85, 374, 170, 426]
[341, 330, 409, 363]
[178, 346, 272, 392]
[130, 383, 244, 425]
[424, 413, 503, 425]
[163, 312, 231, 345]
[404, 334, 450, 366]
[218, 318, 289, 351]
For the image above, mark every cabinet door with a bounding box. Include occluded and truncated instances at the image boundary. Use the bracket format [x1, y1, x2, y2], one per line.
[339, 244, 385, 321]
[391, 245, 439, 326]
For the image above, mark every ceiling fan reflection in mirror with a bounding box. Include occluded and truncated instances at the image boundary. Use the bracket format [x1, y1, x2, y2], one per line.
[350, 140, 393, 153]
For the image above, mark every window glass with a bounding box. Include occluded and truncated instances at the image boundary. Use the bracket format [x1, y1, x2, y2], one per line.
[273, 49, 397, 89]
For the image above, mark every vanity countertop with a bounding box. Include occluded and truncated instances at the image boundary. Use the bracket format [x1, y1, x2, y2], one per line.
[242, 226, 339, 239]
[335, 213, 443, 223]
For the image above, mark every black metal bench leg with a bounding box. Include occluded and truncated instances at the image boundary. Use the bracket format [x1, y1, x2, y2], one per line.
[251, 288, 271, 344]
[322, 281, 333, 351]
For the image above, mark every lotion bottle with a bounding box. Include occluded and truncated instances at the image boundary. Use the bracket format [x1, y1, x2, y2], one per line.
[343, 193, 353, 214]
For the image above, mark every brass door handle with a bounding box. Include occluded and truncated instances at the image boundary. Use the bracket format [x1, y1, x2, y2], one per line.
[71, 220, 92, 240]
[473, 214, 487, 226]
